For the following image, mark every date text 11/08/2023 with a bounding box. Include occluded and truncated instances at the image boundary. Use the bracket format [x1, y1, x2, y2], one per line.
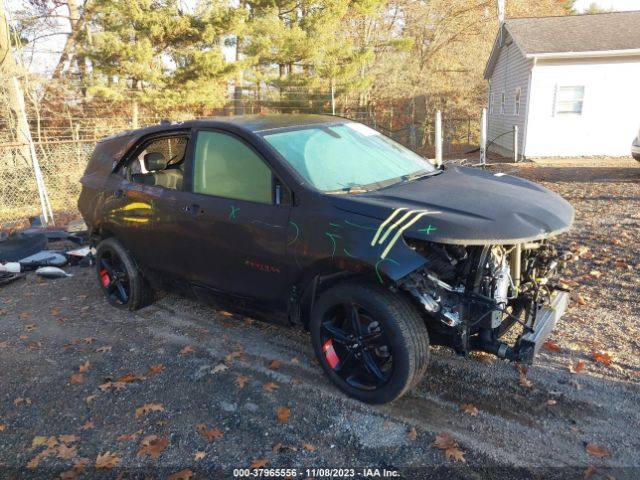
[233, 468, 400, 478]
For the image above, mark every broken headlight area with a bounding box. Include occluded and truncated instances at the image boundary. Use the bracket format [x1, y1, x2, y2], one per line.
[398, 239, 572, 364]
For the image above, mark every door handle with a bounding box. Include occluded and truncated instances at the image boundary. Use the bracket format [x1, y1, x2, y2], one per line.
[183, 204, 203, 217]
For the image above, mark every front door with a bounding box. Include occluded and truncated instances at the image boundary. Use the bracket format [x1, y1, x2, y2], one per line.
[181, 129, 291, 306]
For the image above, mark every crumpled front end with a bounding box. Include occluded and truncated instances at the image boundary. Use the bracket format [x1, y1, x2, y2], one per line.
[397, 238, 571, 364]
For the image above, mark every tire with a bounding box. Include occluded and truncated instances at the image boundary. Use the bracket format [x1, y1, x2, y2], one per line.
[95, 237, 154, 311]
[310, 281, 429, 404]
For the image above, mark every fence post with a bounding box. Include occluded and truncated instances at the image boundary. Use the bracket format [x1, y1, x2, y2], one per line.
[513, 125, 518, 163]
[435, 110, 442, 167]
[480, 108, 487, 167]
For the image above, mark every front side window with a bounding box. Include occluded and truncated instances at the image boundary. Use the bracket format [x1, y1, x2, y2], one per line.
[126, 136, 188, 190]
[262, 122, 436, 192]
[193, 131, 273, 204]
[555, 85, 584, 115]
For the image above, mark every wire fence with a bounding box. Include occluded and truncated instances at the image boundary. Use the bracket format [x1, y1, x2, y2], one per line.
[0, 109, 481, 227]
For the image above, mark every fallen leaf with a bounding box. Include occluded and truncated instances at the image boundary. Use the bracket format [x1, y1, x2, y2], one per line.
[547, 399, 557, 406]
[78, 361, 91, 373]
[276, 406, 290, 424]
[19, 312, 31, 320]
[69, 373, 84, 385]
[81, 421, 94, 430]
[0, 341, 7, 348]
[407, 427, 417, 441]
[225, 349, 244, 363]
[117, 372, 143, 383]
[569, 360, 586, 374]
[49, 307, 60, 316]
[14, 397, 32, 405]
[57, 444, 78, 460]
[167, 469, 193, 480]
[431, 432, 456, 450]
[592, 351, 613, 365]
[95, 451, 121, 469]
[58, 435, 79, 444]
[589, 270, 602, 279]
[460, 403, 479, 416]
[268, 359, 282, 370]
[584, 465, 597, 479]
[615, 259, 628, 269]
[235, 374, 250, 389]
[272, 442, 297, 453]
[135, 403, 164, 418]
[73, 458, 90, 472]
[518, 374, 533, 388]
[85, 395, 97, 403]
[27, 340, 43, 349]
[99, 381, 127, 392]
[32, 436, 48, 447]
[515, 363, 528, 375]
[212, 363, 228, 374]
[250, 458, 268, 469]
[179, 345, 195, 355]
[117, 432, 139, 442]
[444, 445, 466, 463]
[148, 364, 165, 376]
[137, 435, 169, 460]
[302, 443, 316, 452]
[263, 382, 279, 392]
[542, 340, 562, 353]
[95, 346, 112, 353]
[196, 424, 224, 442]
[0, 424, 6, 431]
[585, 443, 612, 458]
[59, 470, 78, 480]
[83, 337, 94, 344]
[193, 451, 206, 460]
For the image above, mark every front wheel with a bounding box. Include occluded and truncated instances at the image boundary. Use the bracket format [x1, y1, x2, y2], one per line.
[310, 281, 430, 404]
[95, 237, 153, 311]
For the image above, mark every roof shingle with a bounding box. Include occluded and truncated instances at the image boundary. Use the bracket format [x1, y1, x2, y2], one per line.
[505, 11, 640, 54]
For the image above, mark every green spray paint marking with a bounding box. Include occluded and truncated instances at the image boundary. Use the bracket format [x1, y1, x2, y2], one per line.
[329, 222, 341, 228]
[344, 219, 377, 231]
[343, 248, 355, 258]
[287, 221, 300, 246]
[325, 232, 341, 259]
[418, 224, 437, 235]
[229, 205, 240, 220]
[374, 257, 400, 284]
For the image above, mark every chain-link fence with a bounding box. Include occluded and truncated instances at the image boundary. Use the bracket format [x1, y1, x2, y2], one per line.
[0, 111, 480, 227]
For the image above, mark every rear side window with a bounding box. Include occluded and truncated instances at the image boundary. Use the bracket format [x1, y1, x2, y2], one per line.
[126, 136, 188, 190]
[193, 131, 272, 204]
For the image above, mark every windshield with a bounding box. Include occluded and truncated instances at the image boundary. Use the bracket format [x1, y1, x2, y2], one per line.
[261, 122, 436, 192]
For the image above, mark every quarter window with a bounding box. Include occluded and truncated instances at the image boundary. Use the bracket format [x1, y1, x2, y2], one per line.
[193, 131, 273, 204]
[126, 136, 187, 190]
[555, 86, 584, 115]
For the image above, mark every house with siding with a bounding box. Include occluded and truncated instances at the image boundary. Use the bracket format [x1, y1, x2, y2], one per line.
[484, 11, 640, 158]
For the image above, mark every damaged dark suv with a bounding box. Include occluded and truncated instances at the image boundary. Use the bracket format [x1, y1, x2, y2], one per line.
[79, 115, 573, 404]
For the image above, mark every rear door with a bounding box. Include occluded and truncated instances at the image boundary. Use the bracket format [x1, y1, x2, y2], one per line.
[180, 128, 291, 306]
[105, 132, 193, 277]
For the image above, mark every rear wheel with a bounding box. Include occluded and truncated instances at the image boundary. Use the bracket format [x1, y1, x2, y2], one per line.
[95, 238, 153, 311]
[310, 281, 429, 404]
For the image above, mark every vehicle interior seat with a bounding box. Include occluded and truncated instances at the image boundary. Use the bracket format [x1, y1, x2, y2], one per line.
[132, 152, 183, 190]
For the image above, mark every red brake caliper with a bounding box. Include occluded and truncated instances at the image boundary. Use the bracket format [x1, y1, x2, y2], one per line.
[322, 338, 340, 369]
[100, 269, 110, 287]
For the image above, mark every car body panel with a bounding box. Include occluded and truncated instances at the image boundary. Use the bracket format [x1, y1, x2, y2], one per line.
[632, 135, 640, 161]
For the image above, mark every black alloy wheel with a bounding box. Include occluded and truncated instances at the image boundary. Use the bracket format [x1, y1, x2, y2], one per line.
[95, 237, 154, 311]
[319, 302, 393, 390]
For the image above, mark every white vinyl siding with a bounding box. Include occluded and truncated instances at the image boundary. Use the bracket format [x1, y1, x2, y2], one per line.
[489, 93, 494, 114]
[514, 88, 521, 115]
[500, 91, 505, 114]
[486, 33, 532, 156]
[526, 56, 640, 156]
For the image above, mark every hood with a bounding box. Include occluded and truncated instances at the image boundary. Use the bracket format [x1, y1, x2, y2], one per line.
[331, 166, 574, 245]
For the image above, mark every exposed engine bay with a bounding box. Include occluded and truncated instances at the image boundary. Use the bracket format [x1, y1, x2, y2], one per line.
[399, 239, 571, 363]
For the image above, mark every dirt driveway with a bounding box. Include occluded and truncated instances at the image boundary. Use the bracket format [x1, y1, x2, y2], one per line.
[1, 158, 639, 479]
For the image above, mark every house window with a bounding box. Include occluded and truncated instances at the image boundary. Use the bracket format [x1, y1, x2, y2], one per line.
[514, 88, 521, 116]
[500, 91, 505, 114]
[489, 93, 494, 114]
[555, 86, 584, 115]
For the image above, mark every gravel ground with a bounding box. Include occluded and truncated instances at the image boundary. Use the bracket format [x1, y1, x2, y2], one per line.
[0, 158, 639, 479]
